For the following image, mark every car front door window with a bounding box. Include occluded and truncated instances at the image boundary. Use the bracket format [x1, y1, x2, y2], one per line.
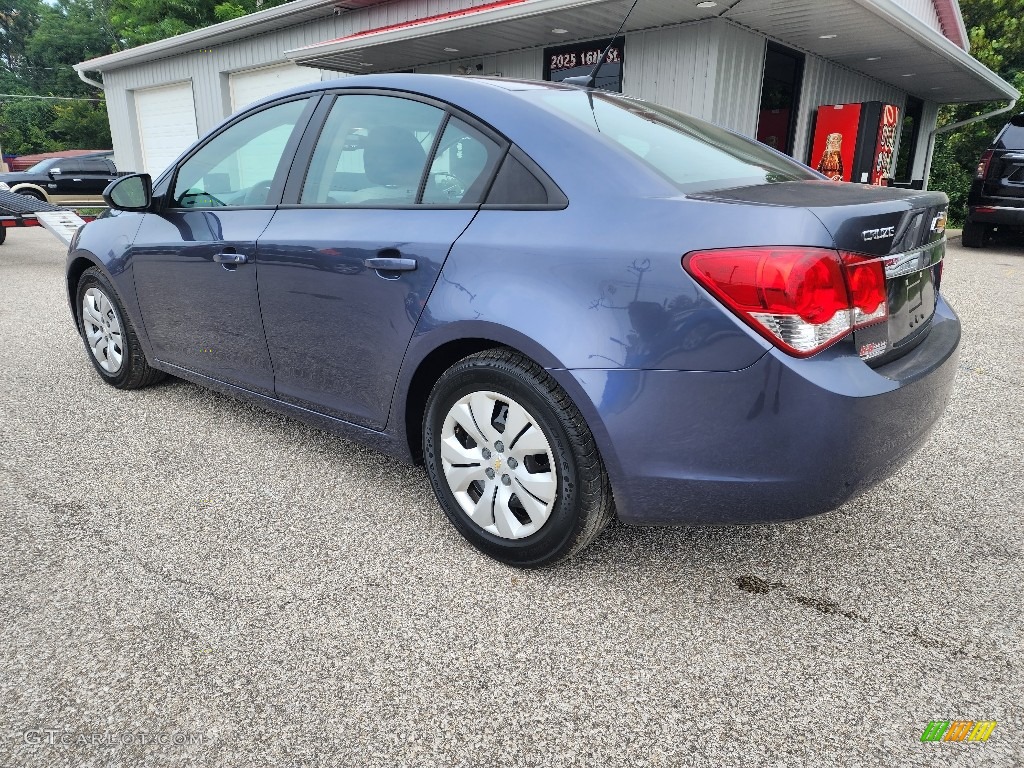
[173, 98, 309, 208]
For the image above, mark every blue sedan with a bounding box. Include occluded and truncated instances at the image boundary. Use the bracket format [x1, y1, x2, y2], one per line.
[67, 74, 959, 566]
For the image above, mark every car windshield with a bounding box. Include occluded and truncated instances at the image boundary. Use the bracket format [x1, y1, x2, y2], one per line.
[533, 90, 818, 193]
[24, 159, 56, 173]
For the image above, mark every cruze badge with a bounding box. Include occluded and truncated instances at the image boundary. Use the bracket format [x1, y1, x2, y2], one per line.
[862, 226, 895, 242]
[931, 211, 947, 234]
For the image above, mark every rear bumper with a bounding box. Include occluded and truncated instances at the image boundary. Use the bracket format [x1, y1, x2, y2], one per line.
[968, 204, 1024, 226]
[553, 297, 961, 525]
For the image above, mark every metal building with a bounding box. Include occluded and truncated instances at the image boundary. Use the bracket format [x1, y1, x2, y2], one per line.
[75, 0, 1017, 185]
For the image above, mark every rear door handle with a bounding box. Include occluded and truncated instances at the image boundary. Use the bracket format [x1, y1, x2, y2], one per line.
[363, 257, 417, 272]
[213, 252, 248, 264]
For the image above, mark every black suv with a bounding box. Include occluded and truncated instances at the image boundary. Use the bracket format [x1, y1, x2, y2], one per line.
[963, 114, 1024, 248]
[0, 153, 120, 206]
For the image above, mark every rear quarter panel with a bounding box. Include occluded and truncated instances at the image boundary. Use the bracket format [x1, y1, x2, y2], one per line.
[396, 195, 836, 490]
[415, 196, 834, 373]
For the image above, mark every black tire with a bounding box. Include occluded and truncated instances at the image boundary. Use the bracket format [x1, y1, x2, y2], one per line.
[0, 226, 6, 245]
[423, 349, 614, 567]
[75, 267, 165, 389]
[15, 188, 45, 202]
[961, 219, 987, 248]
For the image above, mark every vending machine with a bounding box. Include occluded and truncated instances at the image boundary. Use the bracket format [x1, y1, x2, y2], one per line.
[808, 102, 900, 185]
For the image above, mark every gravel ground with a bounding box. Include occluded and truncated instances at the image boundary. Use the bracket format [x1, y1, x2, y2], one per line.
[0, 226, 1021, 767]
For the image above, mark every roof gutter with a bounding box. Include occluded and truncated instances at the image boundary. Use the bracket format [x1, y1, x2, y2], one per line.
[77, 69, 103, 89]
[922, 98, 1018, 189]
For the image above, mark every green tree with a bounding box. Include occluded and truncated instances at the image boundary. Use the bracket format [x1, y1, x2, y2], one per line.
[108, 0, 292, 48]
[0, 0, 295, 155]
[0, 0, 38, 73]
[930, 0, 1024, 225]
[0, 97, 57, 154]
[24, 0, 118, 97]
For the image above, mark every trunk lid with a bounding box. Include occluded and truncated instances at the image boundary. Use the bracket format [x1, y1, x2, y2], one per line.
[691, 180, 948, 365]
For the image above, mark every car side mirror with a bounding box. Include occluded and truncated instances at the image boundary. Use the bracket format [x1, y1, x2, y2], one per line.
[103, 173, 153, 212]
[49, 168, 61, 177]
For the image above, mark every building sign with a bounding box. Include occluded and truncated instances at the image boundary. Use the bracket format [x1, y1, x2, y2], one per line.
[543, 37, 624, 92]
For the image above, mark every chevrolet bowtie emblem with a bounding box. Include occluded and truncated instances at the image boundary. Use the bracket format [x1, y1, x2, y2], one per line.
[494, 458, 502, 470]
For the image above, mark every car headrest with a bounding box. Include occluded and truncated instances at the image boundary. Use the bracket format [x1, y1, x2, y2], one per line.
[363, 126, 426, 187]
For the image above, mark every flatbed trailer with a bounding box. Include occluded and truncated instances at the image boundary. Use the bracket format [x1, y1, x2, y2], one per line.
[0, 189, 98, 245]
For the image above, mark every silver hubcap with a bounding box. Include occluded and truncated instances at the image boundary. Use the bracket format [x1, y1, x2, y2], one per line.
[82, 287, 124, 374]
[440, 390, 558, 540]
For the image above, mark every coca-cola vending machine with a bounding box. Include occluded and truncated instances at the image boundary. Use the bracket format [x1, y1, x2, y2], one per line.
[808, 102, 900, 185]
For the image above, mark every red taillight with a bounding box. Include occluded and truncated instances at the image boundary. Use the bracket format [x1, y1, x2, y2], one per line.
[976, 149, 994, 180]
[842, 253, 887, 327]
[683, 247, 888, 357]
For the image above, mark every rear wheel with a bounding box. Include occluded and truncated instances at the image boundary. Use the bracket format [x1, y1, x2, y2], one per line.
[0, 226, 6, 245]
[423, 349, 614, 567]
[962, 219, 987, 248]
[76, 267, 165, 389]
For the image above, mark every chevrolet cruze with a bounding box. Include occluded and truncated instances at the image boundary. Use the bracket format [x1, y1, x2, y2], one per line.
[67, 75, 960, 566]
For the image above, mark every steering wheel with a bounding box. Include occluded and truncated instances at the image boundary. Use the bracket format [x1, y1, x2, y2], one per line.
[432, 172, 466, 202]
[244, 180, 274, 205]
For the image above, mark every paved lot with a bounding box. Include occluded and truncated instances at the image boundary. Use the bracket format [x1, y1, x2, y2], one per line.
[0, 226, 1021, 767]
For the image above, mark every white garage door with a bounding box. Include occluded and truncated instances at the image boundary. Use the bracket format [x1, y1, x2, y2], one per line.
[135, 82, 198, 176]
[229, 63, 327, 112]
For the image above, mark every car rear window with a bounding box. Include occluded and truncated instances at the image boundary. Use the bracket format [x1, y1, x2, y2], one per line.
[995, 116, 1024, 149]
[533, 91, 817, 193]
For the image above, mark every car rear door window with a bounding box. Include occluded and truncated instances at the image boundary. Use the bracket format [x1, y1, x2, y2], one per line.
[301, 95, 445, 206]
[80, 159, 111, 173]
[485, 154, 549, 205]
[421, 118, 502, 205]
[172, 98, 309, 208]
[55, 160, 84, 174]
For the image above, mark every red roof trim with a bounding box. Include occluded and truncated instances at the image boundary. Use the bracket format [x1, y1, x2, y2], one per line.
[933, 0, 966, 50]
[303, 0, 529, 47]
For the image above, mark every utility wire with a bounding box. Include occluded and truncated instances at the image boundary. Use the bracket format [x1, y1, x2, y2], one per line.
[0, 93, 101, 102]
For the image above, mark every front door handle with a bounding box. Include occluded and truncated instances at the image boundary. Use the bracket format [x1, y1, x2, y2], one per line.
[213, 252, 248, 264]
[363, 257, 417, 272]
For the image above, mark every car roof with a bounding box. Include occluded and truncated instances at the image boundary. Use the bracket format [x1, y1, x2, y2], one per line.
[182, 73, 682, 204]
[245, 73, 580, 111]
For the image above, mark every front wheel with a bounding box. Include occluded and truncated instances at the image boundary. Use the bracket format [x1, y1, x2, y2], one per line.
[76, 267, 165, 389]
[423, 349, 614, 567]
